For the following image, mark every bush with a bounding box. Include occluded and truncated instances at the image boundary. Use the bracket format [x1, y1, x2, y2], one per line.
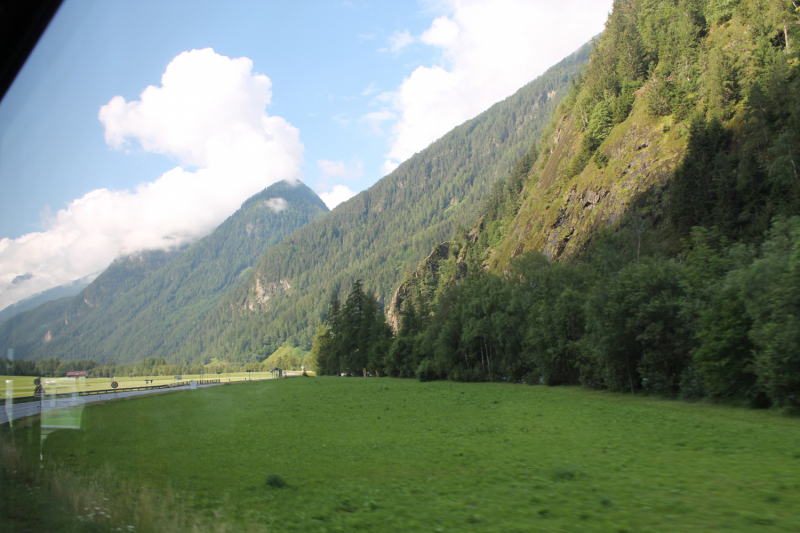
[594, 150, 609, 168]
[265, 473, 287, 488]
[416, 358, 445, 382]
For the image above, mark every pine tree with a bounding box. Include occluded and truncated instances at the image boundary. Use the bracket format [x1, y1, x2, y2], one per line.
[322, 292, 342, 375]
[340, 280, 366, 374]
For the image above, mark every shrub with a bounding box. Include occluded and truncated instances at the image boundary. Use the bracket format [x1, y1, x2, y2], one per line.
[594, 150, 609, 168]
[416, 358, 445, 382]
[265, 473, 287, 488]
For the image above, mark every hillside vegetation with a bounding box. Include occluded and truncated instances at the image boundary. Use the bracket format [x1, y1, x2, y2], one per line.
[315, 0, 800, 411]
[0, 248, 182, 361]
[179, 44, 593, 363]
[0, 272, 97, 325]
[8, 378, 800, 532]
[1, 181, 327, 363]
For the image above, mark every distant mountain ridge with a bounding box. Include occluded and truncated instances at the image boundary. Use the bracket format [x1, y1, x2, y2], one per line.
[1, 180, 328, 362]
[0, 272, 100, 325]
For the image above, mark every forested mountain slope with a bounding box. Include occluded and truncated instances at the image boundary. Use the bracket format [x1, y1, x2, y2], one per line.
[2, 180, 327, 362]
[392, 0, 800, 311]
[179, 43, 593, 363]
[364, 0, 800, 410]
[1, 248, 182, 360]
[0, 297, 71, 361]
[490, 0, 780, 266]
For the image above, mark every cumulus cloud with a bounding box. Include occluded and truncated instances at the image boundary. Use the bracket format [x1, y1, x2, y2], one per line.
[374, 0, 613, 174]
[420, 16, 460, 48]
[381, 160, 400, 176]
[319, 185, 358, 210]
[315, 158, 363, 210]
[0, 48, 304, 310]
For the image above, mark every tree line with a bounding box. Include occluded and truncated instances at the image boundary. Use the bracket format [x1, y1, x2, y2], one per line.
[0, 356, 276, 379]
[311, 214, 800, 411]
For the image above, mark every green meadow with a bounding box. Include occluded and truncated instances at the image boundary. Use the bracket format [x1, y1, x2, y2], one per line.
[5, 377, 800, 532]
[0, 375, 37, 398]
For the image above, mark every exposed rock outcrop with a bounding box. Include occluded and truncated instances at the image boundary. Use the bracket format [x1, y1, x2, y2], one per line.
[248, 278, 292, 311]
[386, 242, 453, 333]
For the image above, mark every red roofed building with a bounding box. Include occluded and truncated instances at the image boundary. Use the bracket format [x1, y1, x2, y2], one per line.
[66, 371, 87, 377]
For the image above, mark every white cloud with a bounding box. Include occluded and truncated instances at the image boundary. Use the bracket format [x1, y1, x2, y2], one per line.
[0, 48, 304, 310]
[381, 160, 400, 176]
[361, 82, 380, 96]
[315, 158, 363, 210]
[361, 110, 397, 135]
[420, 16, 459, 47]
[318, 158, 364, 181]
[264, 197, 288, 213]
[319, 185, 358, 210]
[388, 30, 415, 54]
[374, 0, 613, 174]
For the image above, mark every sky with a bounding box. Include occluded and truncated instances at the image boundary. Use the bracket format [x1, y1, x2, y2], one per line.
[0, 0, 613, 310]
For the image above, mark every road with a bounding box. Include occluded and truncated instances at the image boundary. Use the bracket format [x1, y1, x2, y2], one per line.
[0, 382, 223, 425]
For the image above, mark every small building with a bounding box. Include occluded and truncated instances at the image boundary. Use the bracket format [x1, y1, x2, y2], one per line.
[66, 371, 87, 378]
[271, 367, 283, 378]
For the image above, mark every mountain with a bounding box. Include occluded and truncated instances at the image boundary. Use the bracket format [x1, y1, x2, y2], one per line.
[390, 0, 792, 316]
[174, 42, 593, 364]
[0, 248, 183, 360]
[444, 0, 800, 271]
[367, 0, 800, 409]
[1, 180, 328, 362]
[0, 272, 99, 325]
[0, 297, 70, 360]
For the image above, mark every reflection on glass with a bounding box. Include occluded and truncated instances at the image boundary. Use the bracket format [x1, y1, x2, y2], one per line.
[40, 377, 84, 461]
[4, 379, 11, 429]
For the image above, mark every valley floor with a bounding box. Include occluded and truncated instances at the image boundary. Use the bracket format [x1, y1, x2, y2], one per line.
[3, 378, 800, 532]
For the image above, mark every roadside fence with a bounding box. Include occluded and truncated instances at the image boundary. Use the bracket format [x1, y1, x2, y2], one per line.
[0, 379, 223, 405]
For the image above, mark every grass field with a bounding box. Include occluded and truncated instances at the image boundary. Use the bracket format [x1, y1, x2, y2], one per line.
[4, 377, 800, 532]
[0, 372, 276, 398]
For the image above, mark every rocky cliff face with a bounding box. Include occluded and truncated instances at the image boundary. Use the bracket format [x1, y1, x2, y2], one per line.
[492, 100, 687, 268]
[386, 0, 800, 320]
[387, 91, 690, 323]
[386, 242, 464, 333]
[247, 278, 292, 312]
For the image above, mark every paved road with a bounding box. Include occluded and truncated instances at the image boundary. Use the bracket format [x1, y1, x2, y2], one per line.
[0, 383, 223, 425]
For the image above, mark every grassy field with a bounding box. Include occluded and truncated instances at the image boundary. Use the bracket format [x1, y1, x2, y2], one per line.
[0, 372, 276, 398]
[4, 377, 800, 532]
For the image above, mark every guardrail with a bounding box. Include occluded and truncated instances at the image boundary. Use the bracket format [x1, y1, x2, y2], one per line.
[0, 378, 223, 405]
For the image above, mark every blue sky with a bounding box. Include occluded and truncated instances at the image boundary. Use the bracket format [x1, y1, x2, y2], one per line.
[0, 0, 612, 309]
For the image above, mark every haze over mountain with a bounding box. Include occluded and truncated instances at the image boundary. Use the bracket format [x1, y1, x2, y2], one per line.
[0, 272, 100, 325]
